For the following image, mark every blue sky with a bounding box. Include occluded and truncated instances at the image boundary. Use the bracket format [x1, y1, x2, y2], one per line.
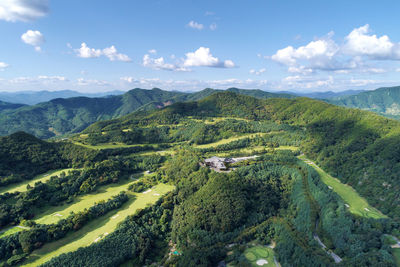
[1, 0, 400, 92]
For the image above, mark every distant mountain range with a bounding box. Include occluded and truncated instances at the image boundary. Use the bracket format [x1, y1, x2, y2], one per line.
[1, 86, 400, 138]
[0, 90, 125, 105]
[327, 86, 400, 120]
[0, 88, 363, 106]
[288, 89, 366, 99]
[0, 88, 296, 138]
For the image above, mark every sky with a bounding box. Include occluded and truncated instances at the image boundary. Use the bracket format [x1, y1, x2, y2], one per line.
[1, 0, 400, 93]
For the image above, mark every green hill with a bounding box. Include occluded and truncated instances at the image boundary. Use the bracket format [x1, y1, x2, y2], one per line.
[328, 86, 400, 120]
[0, 100, 26, 112]
[0, 88, 295, 139]
[84, 92, 400, 219]
[0, 88, 185, 138]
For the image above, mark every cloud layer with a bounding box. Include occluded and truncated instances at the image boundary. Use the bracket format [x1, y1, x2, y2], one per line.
[142, 47, 235, 71]
[271, 24, 400, 74]
[0, 0, 48, 22]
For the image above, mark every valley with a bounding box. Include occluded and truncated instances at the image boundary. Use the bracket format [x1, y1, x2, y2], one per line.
[0, 92, 399, 266]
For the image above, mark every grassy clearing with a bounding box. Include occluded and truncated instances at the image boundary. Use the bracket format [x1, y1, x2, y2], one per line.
[243, 245, 275, 267]
[23, 183, 175, 267]
[0, 226, 25, 238]
[0, 168, 75, 195]
[194, 133, 268, 149]
[34, 173, 148, 225]
[187, 116, 249, 125]
[393, 248, 400, 266]
[275, 146, 299, 152]
[299, 155, 387, 219]
[72, 141, 143, 150]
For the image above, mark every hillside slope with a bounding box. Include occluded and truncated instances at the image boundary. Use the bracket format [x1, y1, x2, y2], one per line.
[0, 88, 294, 138]
[328, 86, 400, 119]
[0, 100, 26, 112]
[84, 92, 400, 220]
[0, 88, 185, 138]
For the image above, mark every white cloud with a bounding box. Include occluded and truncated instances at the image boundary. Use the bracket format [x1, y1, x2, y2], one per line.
[271, 37, 339, 66]
[183, 47, 235, 68]
[343, 24, 400, 60]
[349, 78, 379, 86]
[249, 68, 266, 75]
[102, 45, 131, 62]
[38, 75, 67, 81]
[148, 49, 157, 54]
[205, 11, 215, 16]
[0, 62, 9, 71]
[75, 43, 102, 58]
[210, 23, 217, 31]
[0, 0, 48, 22]
[187, 21, 204, 30]
[288, 66, 313, 75]
[271, 25, 400, 75]
[282, 75, 334, 89]
[74, 43, 131, 62]
[77, 78, 110, 86]
[142, 54, 189, 71]
[21, 30, 44, 51]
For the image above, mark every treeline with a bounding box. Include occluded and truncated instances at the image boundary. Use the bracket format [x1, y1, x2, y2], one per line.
[275, 157, 397, 266]
[0, 192, 129, 266]
[41, 193, 175, 267]
[0, 132, 99, 187]
[0, 154, 162, 228]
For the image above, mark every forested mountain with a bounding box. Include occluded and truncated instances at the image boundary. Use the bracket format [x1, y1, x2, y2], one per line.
[0, 100, 26, 112]
[328, 86, 400, 120]
[0, 90, 124, 105]
[1, 92, 399, 266]
[0, 88, 295, 138]
[293, 89, 365, 99]
[0, 88, 186, 138]
[85, 92, 400, 219]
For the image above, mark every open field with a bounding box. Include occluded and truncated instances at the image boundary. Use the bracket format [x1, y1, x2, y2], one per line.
[72, 141, 144, 150]
[33, 177, 142, 225]
[0, 225, 29, 238]
[23, 183, 175, 267]
[243, 245, 276, 267]
[194, 133, 268, 149]
[187, 116, 249, 125]
[0, 168, 75, 195]
[299, 155, 387, 219]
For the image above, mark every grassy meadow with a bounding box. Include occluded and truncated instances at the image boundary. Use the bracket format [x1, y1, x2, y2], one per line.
[23, 183, 175, 266]
[299, 155, 387, 219]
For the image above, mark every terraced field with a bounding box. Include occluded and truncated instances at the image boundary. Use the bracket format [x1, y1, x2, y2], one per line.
[0, 168, 75, 195]
[22, 183, 175, 266]
[299, 155, 387, 219]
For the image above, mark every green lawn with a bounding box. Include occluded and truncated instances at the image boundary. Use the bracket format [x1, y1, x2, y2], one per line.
[299, 155, 387, 219]
[194, 133, 268, 149]
[0, 226, 28, 238]
[72, 141, 144, 150]
[243, 245, 275, 267]
[0, 168, 75, 195]
[33, 177, 142, 225]
[23, 183, 175, 267]
[393, 248, 400, 266]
